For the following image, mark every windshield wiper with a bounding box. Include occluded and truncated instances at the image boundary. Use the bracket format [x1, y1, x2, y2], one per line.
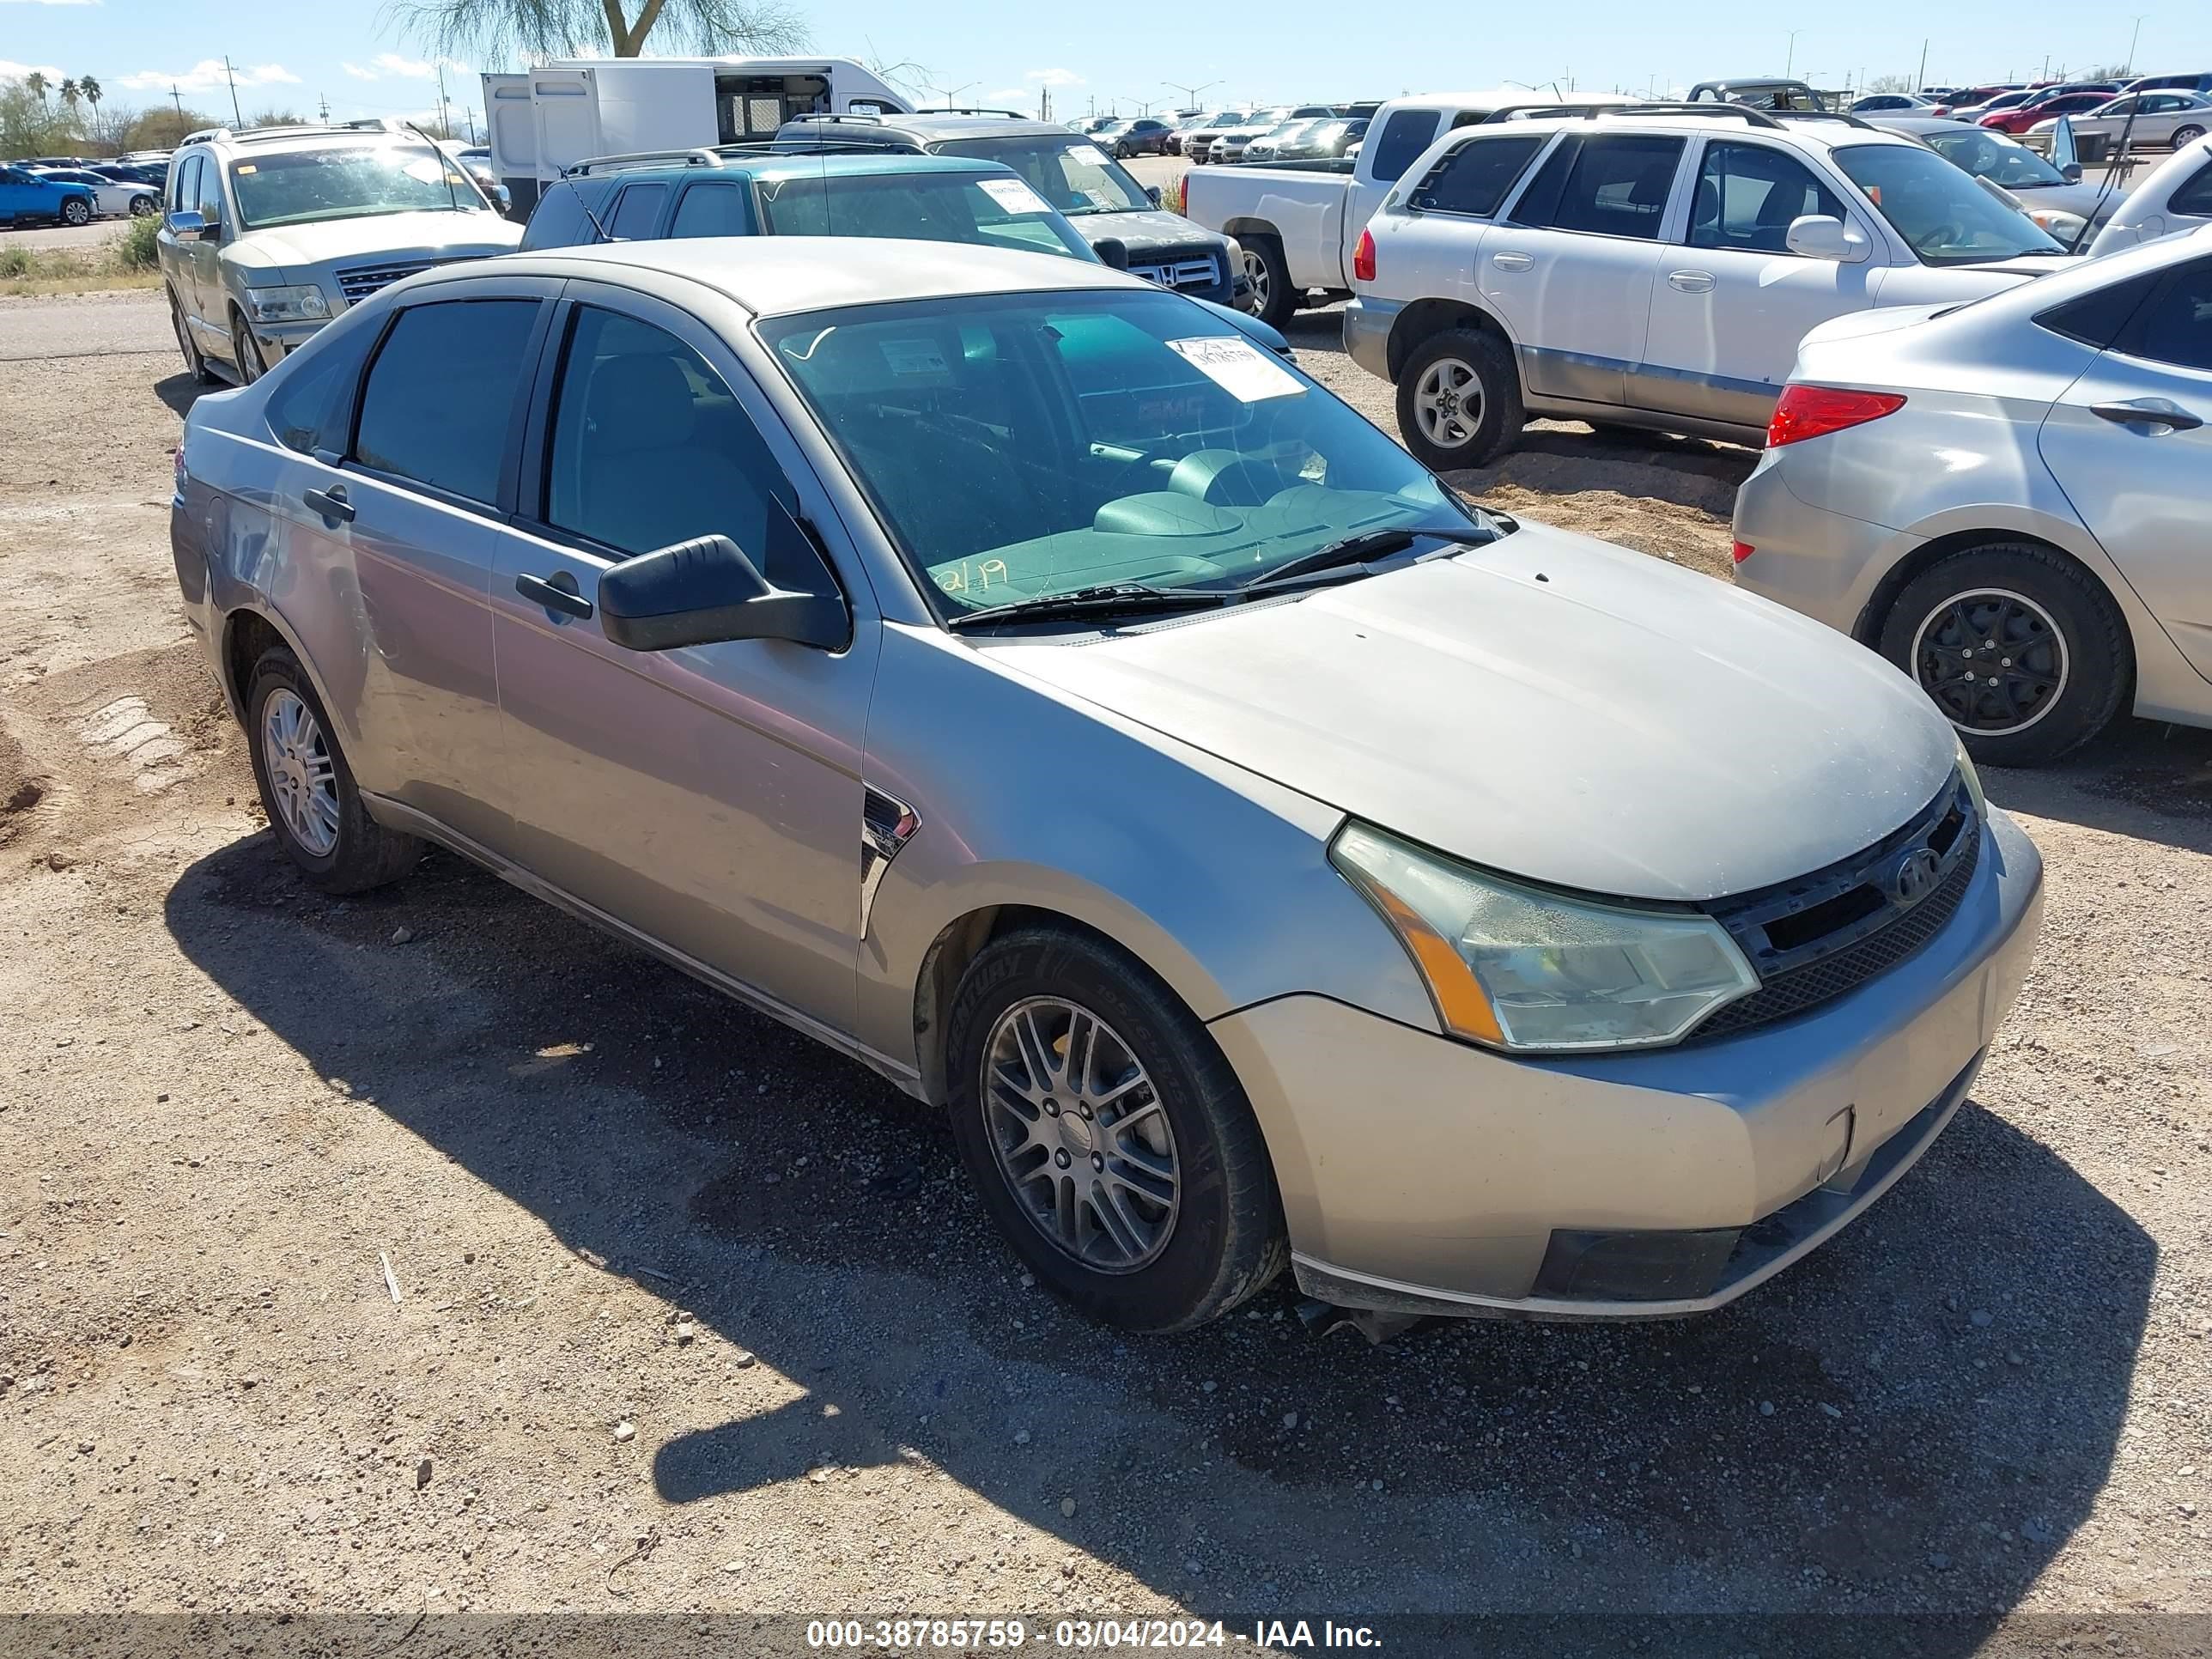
[1237, 525, 1493, 595]
[944, 582, 1233, 630]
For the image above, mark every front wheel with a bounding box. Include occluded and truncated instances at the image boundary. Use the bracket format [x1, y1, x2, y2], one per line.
[60, 198, 91, 227]
[1396, 326, 1525, 470]
[2173, 125, 2206, 149]
[1876, 542, 2130, 767]
[130, 194, 159, 217]
[246, 647, 422, 892]
[945, 927, 1286, 1333]
[230, 311, 266, 385]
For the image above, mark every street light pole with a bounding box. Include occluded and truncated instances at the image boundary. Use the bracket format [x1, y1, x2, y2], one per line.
[1785, 30, 1804, 76]
[1164, 79, 1218, 111]
[2125, 15, 2147, 74]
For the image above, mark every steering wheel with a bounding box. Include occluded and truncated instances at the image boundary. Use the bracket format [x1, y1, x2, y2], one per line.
[1915, 220, 1969, 255]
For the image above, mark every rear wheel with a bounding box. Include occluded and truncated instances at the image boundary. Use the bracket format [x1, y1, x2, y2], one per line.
[1877, 542, 2130, 767]
[1396, 326, 1524, 470]
[945, 927, 1286, 1333]
[2173, 125, 2206, 149]
[1239, 234, 1296, 327]
[245, 647, 422, 892]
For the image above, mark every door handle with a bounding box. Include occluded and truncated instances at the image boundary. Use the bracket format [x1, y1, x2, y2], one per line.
[2090, 400, 2203, 432]
[301, 483, 354, 523]
[1668, 269, 1717, 294]
[1489, 250, 1534, 271]
[515, 570, 592, 620]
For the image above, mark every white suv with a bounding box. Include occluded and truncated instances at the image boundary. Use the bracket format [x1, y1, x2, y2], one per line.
[1344, 106, 2078, 464]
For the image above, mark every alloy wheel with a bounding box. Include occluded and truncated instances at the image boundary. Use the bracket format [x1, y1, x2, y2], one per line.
[1911, 588, 2069, 736]
[261, 688, 341, 856]
[1413, 356, 1485, 450]
[981, 996, 1181, 1273]
[1239, 247, 1270, 313]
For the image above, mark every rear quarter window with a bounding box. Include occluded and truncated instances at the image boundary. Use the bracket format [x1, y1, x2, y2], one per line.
[2172, 159, 2212, 217]
[1409, 135, 1547, 216]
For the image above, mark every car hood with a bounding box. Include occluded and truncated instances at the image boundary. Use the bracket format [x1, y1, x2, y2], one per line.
[997, 522, 1956, 902]
[1074, 209, 1231, 258]
[2008, 179, 2125, 219]
[227, 210, 523, 275]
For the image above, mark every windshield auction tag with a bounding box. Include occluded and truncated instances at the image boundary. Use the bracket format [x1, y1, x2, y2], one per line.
[1166, 336, 1304, 402]
[1070, 144, 1113, 166]
[976, 177, 1051, 216]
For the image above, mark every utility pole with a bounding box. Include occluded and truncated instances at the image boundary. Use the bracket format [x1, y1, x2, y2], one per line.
[2125, 15, 2146, 74]
[1164, 79, 1218, 111]
[223, 55, 243, 126]
[171, 84, 185, 120]
[318, 94, 330, 122]
[1916, 39, 1930, 94]
[1785, 31, 1803, 76]
[435, 62, 451, 137]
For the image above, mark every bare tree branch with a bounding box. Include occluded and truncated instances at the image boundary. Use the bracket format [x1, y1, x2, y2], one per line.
[381, 0, 808, 63]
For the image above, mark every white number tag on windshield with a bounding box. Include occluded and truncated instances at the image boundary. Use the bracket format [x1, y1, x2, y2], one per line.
[1070, 144, 1112, 166]
[976, 177, 1051, 216]
[1167, 336, 1304, 402]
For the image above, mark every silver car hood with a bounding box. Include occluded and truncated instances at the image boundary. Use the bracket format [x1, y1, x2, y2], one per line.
[234, 210, 523, 272]
[1000, 523, 1957, 902]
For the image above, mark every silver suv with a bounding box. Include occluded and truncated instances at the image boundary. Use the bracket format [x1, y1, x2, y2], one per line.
[158, 123, 521, 386]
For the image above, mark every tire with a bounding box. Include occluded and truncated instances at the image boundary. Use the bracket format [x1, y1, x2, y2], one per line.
[169, 289, 216, 385]
[2173, 125, 2206, 149]
[244, 647, 422, 893]
[230, 311, 266, 385]
[1396, 326, 1525, 470]
[1875, 542, 2130, 768]
[945, 926, 1287, 1333]
[61, 197, 91, 228]
[130, 194, 158, 217]
[1239, 234, 1297, 328]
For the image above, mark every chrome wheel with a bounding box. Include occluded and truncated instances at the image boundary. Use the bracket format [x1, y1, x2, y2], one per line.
[1911, 588, 2069, 737]
[261, 689, 340, 856]
[61, 198, 90, 227]
[131, 195, 158, 217]
[981, 996, 1180, 1273]
[1413, 356, 1484, 450]
[234, 323, 265, 386]
[1240, 246, 1270, 313]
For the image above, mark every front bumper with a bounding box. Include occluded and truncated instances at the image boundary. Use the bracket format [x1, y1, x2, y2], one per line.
[1341, 295, 1401, 381]
[1206, 809, 2043, 1319]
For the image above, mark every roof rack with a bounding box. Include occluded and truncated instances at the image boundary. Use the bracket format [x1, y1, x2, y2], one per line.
[717, 138, 903, 156]
[565, 148, 725, 176]
[1768, 109, 1877, 130]
[1480, 101, 1638, 123]
[781, 112, 888, 127]
[913, 106, 1028, 118]
[177, 121, 435, 147]
[1592, 102, 1784, 129]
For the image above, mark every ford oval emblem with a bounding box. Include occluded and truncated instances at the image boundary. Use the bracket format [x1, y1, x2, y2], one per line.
[1891, 848, 1943, 905]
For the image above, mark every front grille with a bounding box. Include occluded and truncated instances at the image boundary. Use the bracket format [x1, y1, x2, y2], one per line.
[334, 259, 435, 304]
[1127, 253, 1221, 292]
[1689, 775, 1981, 1042]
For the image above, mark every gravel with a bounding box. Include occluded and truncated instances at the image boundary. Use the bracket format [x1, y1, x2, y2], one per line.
[0, 295, 2207, 1629]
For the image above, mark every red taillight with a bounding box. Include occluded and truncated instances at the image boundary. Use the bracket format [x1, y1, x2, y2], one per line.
[1766, 385, 1906, 448]
[1731, 540, 1755, 564]
[1352, 228, 1376, 284]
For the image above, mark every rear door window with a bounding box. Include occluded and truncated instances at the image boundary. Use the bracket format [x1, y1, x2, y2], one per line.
[354, 299, 541, 505]
[670, 181, 752, 237]
[2124, 258, 2212, 373]
[2172, 161, 2212, 216]
[1365, 111, 1442, 183]
[1408, 134, 1547, 216]
[608, 182, 667, 239]
[1516, 135, 1685, 240]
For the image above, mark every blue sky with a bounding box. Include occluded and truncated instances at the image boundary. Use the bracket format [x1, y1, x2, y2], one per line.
[6, 0, 2208, 132]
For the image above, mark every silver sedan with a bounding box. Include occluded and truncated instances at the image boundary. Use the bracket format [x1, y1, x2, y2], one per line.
[171, 238, 2041, 1333]
[1735, 223, 2212, 763]
[2028, 91, 2212, 150]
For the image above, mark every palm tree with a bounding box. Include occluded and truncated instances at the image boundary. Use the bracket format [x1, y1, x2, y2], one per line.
[384, 0, 806, 61]
[79, 76, 100, 112]
[24, 71, 49, 105]
[59, 78, 81, 112]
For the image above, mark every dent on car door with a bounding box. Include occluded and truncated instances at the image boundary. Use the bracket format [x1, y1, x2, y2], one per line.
[486, 289, 878, 1034]
[1480, 134, 1684, 406]
[2038, 257, 2212, 680]
[270, 289, 555, 848]
[1634, 138, 1877, 427]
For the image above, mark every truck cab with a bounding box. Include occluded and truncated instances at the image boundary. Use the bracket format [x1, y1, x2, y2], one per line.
[483, 56, 911, 216]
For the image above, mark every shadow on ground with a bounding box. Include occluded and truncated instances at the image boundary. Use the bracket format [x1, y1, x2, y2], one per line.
[162, 818, 2154, 1638]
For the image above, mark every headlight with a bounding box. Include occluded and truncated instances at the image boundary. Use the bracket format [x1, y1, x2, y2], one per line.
[1330, 823, 1759, 1053]
[2025, 208, 2087, 241]
[243, 283, 330, 324]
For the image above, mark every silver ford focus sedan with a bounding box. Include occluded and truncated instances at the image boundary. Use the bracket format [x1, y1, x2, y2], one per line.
[171, 239, 2043, 1333]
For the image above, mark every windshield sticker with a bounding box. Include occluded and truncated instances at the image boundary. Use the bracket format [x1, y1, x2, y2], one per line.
[1079, 187, 1115, 210]
[234, 163, 258, 174]
[881, 338, 951, 376]
[1069, 144, 1112, 167]
[935, 558, 1010, 595]
[977, 177, 1051, 216]
[1166, 336, 1304, 402]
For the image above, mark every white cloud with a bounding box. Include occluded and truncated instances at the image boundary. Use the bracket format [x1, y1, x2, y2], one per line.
[1025, 67, 1084, 88]
[343, 52, 465, 82]
[116, 59, 301, 95]
[1, 59, 68, 82]
[984, 87, 1031, 105]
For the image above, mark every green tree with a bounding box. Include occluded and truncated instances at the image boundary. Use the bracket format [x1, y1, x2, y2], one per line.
[59, 77, 81, 113]
[25, 71, 49, 105]
[123, 104, 219, 152]
[384, 0, 806, 61]
[250, 109, 311, 127]
[1, 77, 79, 157]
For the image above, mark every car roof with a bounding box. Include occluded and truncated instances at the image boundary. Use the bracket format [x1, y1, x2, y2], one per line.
[573, 152, 1025, 187]
[1494, 110, 1917, 150]
[475, 235, 1142, 318]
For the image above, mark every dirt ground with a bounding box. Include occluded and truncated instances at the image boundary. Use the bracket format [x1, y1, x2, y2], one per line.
[3, 291, 2210, 1653]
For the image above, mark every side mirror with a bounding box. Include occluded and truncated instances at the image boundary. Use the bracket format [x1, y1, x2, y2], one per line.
[2061, 161, 2084, 183]
[1146, 185, 1164, 206]
[1091, 235, 1130, 270]
[1784, 214, 1870, 262]
[597, 529, 849, 653]
[165, 210, 209, 240]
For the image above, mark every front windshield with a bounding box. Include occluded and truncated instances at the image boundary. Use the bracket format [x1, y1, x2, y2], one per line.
[1832, 143, 2066, 264]
[928, 134, 1149, 216]
[761, 290, 1483, 622]
[1920, 127, 2066, 188]
[228, 144, 489, 229]
[755, 170, 1094, 260]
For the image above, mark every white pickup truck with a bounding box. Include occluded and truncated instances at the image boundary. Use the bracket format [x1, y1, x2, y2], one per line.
[1182, 89, 1628, 324]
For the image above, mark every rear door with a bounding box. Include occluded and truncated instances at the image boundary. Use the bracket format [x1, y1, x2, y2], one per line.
[2039, 255, 2212, 679]
[1636, 137, 1879, 428]
[1385, 131, 1551, 311]
[484, 73, 538, 210]
[530, 67, 600, 181]
[1478, 132, 1686, 407]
